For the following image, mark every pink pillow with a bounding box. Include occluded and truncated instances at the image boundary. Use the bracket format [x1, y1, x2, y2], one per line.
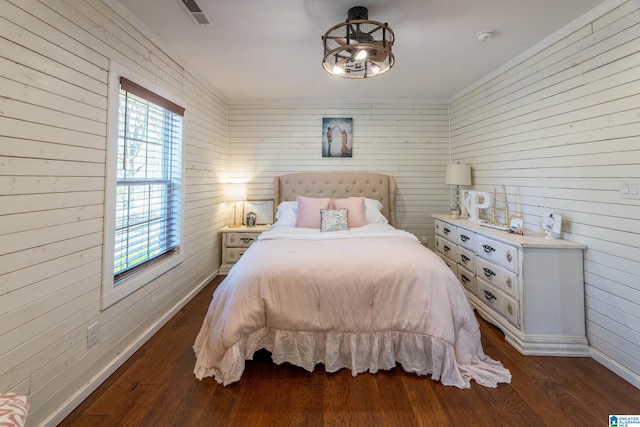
[331, 197, 366, 227]
[295, 196, 331, 228]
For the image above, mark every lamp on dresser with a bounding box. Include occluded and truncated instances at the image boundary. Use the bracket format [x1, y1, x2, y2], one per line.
[223, 183, 247, 228]
[445, 163, 472, 219]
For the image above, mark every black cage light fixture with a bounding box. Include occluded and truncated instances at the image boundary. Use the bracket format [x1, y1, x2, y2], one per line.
[322, 6, 395, 79]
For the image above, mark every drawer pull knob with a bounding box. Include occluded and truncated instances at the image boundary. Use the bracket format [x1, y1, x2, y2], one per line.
[506, 251, 512, 262]
[483, 268, 496, 277]
[460, 234, 470, 242]
[443, 245, 451, 253]
[483, 290, 497, 301]
[240, 237, 254, 243]
[506, 277, 512, 288]
[443, 227, 451, 235]
[461, 274, 470, 283]
[461, 254, 470, 263]
[507, 303, 513, 315]
[483, 244, 496, 254]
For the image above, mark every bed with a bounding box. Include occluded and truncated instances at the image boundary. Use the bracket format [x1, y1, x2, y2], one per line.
[193, 172, 511, 388]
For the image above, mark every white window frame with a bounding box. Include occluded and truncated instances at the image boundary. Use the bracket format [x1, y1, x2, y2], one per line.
[102, 61, 186, 309]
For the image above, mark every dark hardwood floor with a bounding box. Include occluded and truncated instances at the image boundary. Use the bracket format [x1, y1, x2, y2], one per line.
[59, 277, 639, 427]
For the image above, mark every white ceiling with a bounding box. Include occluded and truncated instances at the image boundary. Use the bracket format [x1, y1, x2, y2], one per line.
[114, 0, 606, 101]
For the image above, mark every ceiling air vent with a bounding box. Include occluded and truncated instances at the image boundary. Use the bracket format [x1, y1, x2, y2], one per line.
[178, 0, 213, 25]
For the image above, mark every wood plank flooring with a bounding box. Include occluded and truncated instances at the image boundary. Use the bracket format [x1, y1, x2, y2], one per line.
[59, 277, 640, 427]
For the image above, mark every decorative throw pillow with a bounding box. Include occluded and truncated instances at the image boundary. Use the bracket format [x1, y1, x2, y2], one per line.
[331, 197, 366, 227]
[295, 195, 332, 228]
[320, 209, 349, 232]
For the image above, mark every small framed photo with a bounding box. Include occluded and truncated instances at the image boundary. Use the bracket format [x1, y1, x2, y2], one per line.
[509, 216, 524, 235]
[323, 117, 352, 158]
[542, 210, 562, 239]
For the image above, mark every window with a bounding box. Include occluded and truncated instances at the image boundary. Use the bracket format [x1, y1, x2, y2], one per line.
[102, 62, 185, 308]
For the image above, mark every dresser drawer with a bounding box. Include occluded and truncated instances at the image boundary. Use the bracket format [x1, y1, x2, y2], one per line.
[457, 246, 475, 271]
[475, 234, 518, 272]
[435, 219, 457, 241]
[476, 279, 519, 328]
[456, 228, 476, 251]
[435, 235, 458, 262]
[438, 254, 458, 275]
[475, 257, 518, 299]
[457, 265, 476, 295]
[226, 232, 260, 248]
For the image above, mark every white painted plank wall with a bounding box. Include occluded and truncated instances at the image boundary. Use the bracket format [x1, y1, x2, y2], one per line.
[227, 102, 450, 245]
[0, 0, 228, 424]
[449, 1, 640, 386]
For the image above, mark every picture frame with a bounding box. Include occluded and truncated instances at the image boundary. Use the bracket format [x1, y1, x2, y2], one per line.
[542, 210, 562, 239]
[243, 200, 274, 225]
[322, 117, 352, 158]
[509, 215, 524, 235]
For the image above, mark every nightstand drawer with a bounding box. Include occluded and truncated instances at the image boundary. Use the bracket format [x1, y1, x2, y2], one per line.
[220, 225, 269, 275]
[223, 247, 249, 264]
[226, 232, 260, 248]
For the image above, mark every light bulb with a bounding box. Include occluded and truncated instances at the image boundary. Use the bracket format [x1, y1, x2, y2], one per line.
[332, 65, 344, 74]
[370, 64, 380, 74]
[355, 49, 367, 60]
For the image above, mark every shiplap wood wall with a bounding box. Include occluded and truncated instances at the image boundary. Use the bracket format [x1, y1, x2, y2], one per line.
[0, 0, 227, 425]
[227, 101, 450, 245]
[2, 0, 639, 425]
[449, 0, 640, 387]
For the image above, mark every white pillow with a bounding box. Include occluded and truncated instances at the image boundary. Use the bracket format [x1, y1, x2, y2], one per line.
[365, 198, 388, 224]
[273, 201, 297, 227]
[275, 198, 388, 226]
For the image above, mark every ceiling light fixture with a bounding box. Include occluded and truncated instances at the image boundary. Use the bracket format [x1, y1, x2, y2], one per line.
[322, 6, 395, 79]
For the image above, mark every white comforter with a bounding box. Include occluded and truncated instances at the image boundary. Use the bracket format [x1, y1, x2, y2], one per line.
[193, 224, 511, 388]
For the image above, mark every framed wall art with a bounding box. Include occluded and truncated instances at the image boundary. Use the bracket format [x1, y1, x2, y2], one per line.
[322, 117, 352, 158]
[542, 210, 562, 239]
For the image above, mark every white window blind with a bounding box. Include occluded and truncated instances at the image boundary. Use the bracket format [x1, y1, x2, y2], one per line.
[114, 77, 184, 281]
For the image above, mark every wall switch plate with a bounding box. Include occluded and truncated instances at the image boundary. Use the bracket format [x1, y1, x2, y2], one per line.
[87, 322, 100, 349]
[620, 180, 640, 199]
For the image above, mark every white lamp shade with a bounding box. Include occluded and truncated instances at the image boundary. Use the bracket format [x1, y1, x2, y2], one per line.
[223, 183, 247, 202]
[445, 164, 472, 186]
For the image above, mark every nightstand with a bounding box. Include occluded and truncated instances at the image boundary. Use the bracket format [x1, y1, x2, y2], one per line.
[220, 225, 269, 275]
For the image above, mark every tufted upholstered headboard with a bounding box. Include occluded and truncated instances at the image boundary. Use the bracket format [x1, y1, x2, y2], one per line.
[273, 172, 396, 227]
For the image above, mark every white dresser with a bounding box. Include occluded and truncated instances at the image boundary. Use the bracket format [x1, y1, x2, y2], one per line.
[432, 214, 589, 356]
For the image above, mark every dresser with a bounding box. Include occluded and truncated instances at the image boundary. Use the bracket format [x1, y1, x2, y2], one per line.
[220, 225, 269, 275]
[432, 214, 589, 356]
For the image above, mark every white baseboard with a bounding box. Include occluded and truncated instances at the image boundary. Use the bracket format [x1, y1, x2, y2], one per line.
[40, 271, 217, 427]
[590, 348, 640, 390]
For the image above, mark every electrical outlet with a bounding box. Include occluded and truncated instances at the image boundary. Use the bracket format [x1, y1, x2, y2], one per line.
[87, 322, 100, 349]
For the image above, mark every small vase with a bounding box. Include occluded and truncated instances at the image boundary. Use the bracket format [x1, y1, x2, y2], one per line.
[450, 208, 461, 219]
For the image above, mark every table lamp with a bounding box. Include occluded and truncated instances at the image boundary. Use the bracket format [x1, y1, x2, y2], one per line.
[445, 163, 472, 218]
[223, 183, 247, 227]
